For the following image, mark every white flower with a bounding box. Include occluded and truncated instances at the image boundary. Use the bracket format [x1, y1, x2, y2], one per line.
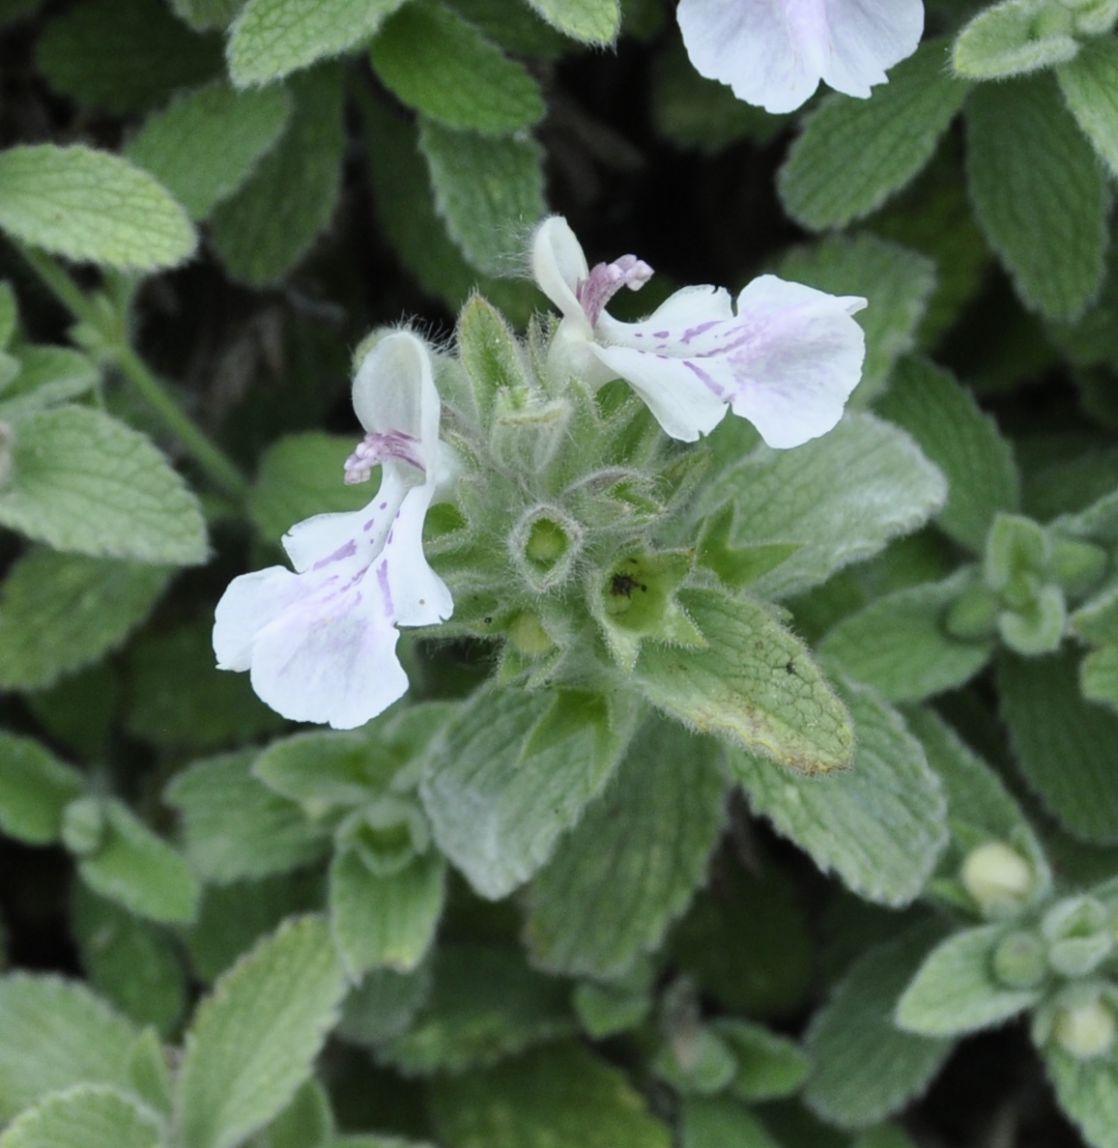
[213, 331, 453, 730]
[677, 0, 925, 114]
[532, 215, 867, 446]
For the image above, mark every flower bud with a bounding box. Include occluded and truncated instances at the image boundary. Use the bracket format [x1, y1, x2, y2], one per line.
[337, 797, 429, 877]
[1053, 992, 1117, 1060]
[509, 505, 582, 593]
[1042, 895, 1114, 978]
[1064, 0, 1118, 35]
[992, 930, 1048, 990]
[61, 796, 105, 857]
[508, 611, 555, 659]
[961, 841, 1035, 917]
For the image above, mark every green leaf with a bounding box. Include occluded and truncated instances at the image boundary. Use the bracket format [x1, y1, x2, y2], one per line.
[175, 916, 346, 1148]
[0, 407, 207, 564]
[126, 623, 285, 751]
[248, 432, 372, 543]
[1081, 643, 1118, 714]
[698, 414, 947, 600]
[1043, 1044, 1118, 1148]
[0, 551, 168, 692]
[636, 588, 854, 774]
[73, 887, 186, 1036]
[166, 751, 328, 883]
[337, 963, 432, 1047]
[210, 68, 345, 286]
[170, 0, 241, 31]
[127, 80, 292, 221]
[228, 0, 407, 86]
[681, 1097, 782, 1148]
[421, 689, 634, 899]
[449, 0, 568, 56]
[778, 40, 967, 231]
[0, 146, 196, 272]
[371, 2, 544, 135]
[430, 1043, 671, 1148]
[729, 679, 948, 906]
[999, 650, 1118, 842]
[716, 1020, 810, 1102]
[878, 357, 1020, 551]
[897, 923, 1043, 1037]
[378, 944, 572, 1075]
[1059, 36, 1118, 179]
[819, 572, 993, 704]
[966, 74, 1111, 320]
[0, 1085, 164, 1148]
[77, 799, 200, 925]
[0, 731, 83, 845]
[522, 0, 619, 44]
[0, 974, 139, 1121]
[418, 118, 546, 276]
[777, 236, 937, 403]
[257, 1080, 333, 1148]
[804, 925, 953, 1129]
[0, 346, 100, 422]
[953, 0, 1079, 80]
[524, 717, 726, 979]
[37, 0, 221, 115]
[330, 850, 445, 977]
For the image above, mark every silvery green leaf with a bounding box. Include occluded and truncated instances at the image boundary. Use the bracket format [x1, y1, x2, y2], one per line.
[730, 679, 948, 906]
[1058, 37, 1118, 179]
[805, 924, 953, 1128]
[421, 688, 635, 899]
[1042, 1043, 1118, 1148]
[953, 0, 1078, 79]
[895, 924, 1041, 1036]
[0, 1084, 164, 1148]
[523, 716, 726, 979]
[175, 916, 345, 1148]
[0, 730, 83, 844]
[523, 0, 619, 44]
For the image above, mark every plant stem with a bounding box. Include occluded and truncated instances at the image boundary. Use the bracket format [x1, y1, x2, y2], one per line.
[19, 246, 249, 500]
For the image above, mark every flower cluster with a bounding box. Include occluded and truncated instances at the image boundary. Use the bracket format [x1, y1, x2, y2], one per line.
[214, 220, 867, 728]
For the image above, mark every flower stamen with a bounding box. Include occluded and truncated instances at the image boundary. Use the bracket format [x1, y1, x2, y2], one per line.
[343, 430, 424, 485]
[577, 255, 654, 327]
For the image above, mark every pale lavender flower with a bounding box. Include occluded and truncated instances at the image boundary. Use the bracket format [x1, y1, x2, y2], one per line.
[213, 331, 453, 730]
[677, 0, 925, 113]
[532, 215, 867, 446]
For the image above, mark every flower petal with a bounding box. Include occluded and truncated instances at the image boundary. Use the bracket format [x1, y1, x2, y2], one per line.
[213, 566, 307, 672]
[723, 275, 866, 449]
[678, 0, 829, 113]
[821, 0, 924, 99]
[378, 484, 454, 627]
[250, 591, 409, 730]
[532, 216, 593, 335]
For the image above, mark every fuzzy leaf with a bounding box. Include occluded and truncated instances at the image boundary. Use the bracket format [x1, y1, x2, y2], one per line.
[999, 651, 1118, 843]
[0, 346, 99, 422]
[127, 80, 292, 220]
[819, 572, 993, 704]
[371, 1, 543, 135]
[421, 689, 634, 899]
[0, 146, 196, 271]
[953, 0, 1078, 80]
[0, 731, 83, 845]
[330, 850, 445, 977]
[636, 588, 854, 773]
[778, 40, 967, 231]
[1043, 1044, 1118, 1148]
[210, 68, 345, 285]
[378, 944, 572, 1076]
[699, 414, 947, 600]
[778, 236, 936, 403]
[0, 975, 139, 1121]
[1058, 37, 1118, 179]
[524, 717, 726, 978]
[227, 0, 407, 86]
[729, 679, 948, 906]
[418, 118, 545, 276]
[878, 357, 1020, 552]
[1082, 643, 1118, 714]
[523, 0, 619, 44]
[966, 74, 1111, 320]
[0, 1085, 163, 1148]
[0, 551, 168, 691]
[681, 1097, 782, 1148]
[78, 799, 200, 925]
[166, 751, 328, 883]
[896, 924, 1040, 1037]
[805, 926, 953, 1129]
[175, 916, 346, 1148]
[0, 407, 207, 565]
[429, 1043, 671, 1148]
[716, 1020, 810, 1102]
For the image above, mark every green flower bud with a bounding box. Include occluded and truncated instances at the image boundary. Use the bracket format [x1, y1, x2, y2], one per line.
[61, 796, 105, 857]
[508, 611, 556, 658]
[337, 797, 429, 877]
[509, 505, 583, 592]
[992, 930, 1048, 990]
[1064, 0, 1118, 35]
[1053, 992, 1117, 1060]
[961, 841, 1035, 917]
[1043, 896, 1114, 978]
